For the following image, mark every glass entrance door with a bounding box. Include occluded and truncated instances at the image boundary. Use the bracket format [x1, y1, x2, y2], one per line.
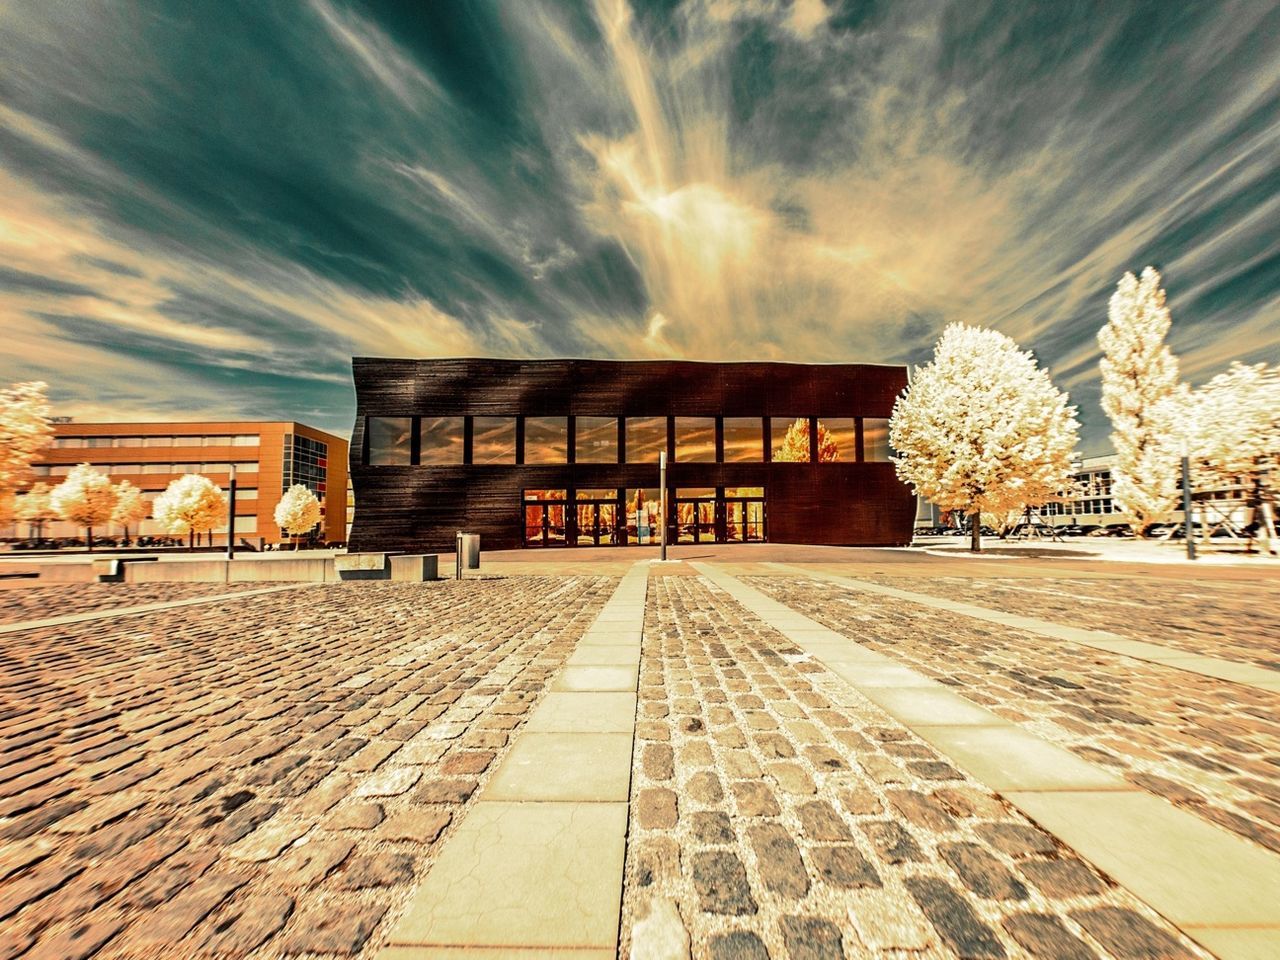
[523, 491, 567, 547]
[675, 495, 717, 543]
[575, 501, 619, 546]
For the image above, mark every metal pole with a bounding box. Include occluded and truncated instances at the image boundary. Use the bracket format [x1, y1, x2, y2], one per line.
[1181, 456, 1195, 561]
[659, 451, 667, 561]
[455, 530, 462, 580]
[226, 464, 237, 561]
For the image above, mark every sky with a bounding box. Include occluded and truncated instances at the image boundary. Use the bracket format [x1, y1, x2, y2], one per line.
[1, 0, 1277, 454]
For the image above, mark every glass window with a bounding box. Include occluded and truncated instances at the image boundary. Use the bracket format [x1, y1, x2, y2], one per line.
[232, 434, 259, 446]
[724, 487, 764, 498]
[626, 488, 662, 544]
[576, 488, 619, 500]
[113, 437, 142, 448]
[524, 489, 567, 501]
[236, 488, 258, 500]
[818, 418, 855, 462]
[202, 463, 232, 474]
[625, 417, 667, 463]
[31, 465, 50, 477]
[524, 417, 567, 464]
[142, 463, 170, 474]
[237, 461, 259, 474]
[49, 465, 72, 477]
[172, 436, 202, 447]
[144, 436, 173, 448]
[86, 437, 113, 448]
[473, 417, 515, 464]
[367, 416, 412, 465]
[419, 416, 465, 465]
[233, 516, 257, 533]
[55, 437, 86, 449]
[202, 435, 233, 447]
[862, 418, 892, 462]
[771, 417, 810, 462]
[722, 418, 763, 462]
[108, 464, 138, 476]
[575, 417, 618, 464]
[675, 418, 716, 462]
[675, 487, 716, 497]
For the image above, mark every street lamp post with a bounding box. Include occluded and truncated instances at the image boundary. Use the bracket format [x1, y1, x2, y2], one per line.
[226, 464, 237, 561]
[1181, 455, 1195, 561]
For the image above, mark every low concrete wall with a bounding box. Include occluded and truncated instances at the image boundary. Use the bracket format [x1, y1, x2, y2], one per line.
[390, 554, 439, 582]
[125, 560, 228, 583]
[230, 558, 335, 582]
[35, 563, 98, 583]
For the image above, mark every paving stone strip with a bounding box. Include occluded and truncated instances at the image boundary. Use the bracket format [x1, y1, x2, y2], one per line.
[0, 582, 288, 626]
[622, 570, 1211, 960]
[692, 562, 1280, 960]
[855, 574, 1280, 670]
[376, 561, 649, 959]
[0, 577, 615, 959]
[0, 582, 316, 636]
[770, 565, 1280, 693]
[748, 569, 1280, 856]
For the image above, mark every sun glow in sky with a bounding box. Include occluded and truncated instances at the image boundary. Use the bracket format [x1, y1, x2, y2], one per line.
[1, 0, 1278, 451]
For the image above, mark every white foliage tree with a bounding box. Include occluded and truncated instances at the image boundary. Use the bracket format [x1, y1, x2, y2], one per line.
[0, 381, 53, 503]
[1187, 362, 1280, 551]
[50, 464, 118, 552]
[890, 323, 1080, 553]
[1098, 267, 1185, 534]
[111, 479, 150, 543]
[152, 474, 225, 550]
[274, 484, 322, 550]
[15, 481, 57, 541]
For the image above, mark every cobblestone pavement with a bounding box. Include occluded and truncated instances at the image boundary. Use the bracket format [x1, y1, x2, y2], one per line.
[0, 583, 280, 625]
[854, 574, 1280, 669]
[748, 575, 1280, 856]
[622, 572, 1209, 960]
[0, 577, 614, 959]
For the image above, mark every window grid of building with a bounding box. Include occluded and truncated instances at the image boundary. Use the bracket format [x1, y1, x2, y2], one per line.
[366, 415, 895, 466]
[283, 433, 329, 498]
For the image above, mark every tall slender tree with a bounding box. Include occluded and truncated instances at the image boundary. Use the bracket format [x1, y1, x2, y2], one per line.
[50, 464, 118, 551]
[111, 480, 150, 544]
[1098, 267, 1184, 535]
[15, 482, 57, 542]
[891, 323, 1080, 553]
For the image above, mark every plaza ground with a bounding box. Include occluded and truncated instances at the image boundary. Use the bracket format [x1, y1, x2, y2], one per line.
[0, 547, 1277, 959]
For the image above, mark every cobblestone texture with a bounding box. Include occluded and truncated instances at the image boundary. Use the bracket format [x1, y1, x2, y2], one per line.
[621, 572, 1208, 960]
[748, 575, 1280, 856]
[0, 582, 282, 625]
[862, 573, 1280, 669]
[0, 576, 613, 959]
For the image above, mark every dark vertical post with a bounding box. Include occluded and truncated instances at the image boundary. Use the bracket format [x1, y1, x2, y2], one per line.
[855, 418, 865, 462]
[763, 418, 771, 462]
[566, 416, 576, 465]
[463, 417, 474, 464]
[715, 417, 725, 463]
[515, 416, 525, 465]
[410, 417, 421, 465]
[226, 464, 237, 561]
[617, 417, 626, 464]
[1182, 456, 1196, 561]
[808, 416, 819, 463]
[660, 451, 668, 561]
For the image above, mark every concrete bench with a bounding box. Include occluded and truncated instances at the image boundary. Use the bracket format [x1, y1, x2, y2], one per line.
[390, 554, 439, 582]
[93, 556, 159, 582]
[333, 553, 391, 581]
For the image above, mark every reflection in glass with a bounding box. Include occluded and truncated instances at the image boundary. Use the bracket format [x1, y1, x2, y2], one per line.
[722, 418, 763, 462]
[626, 488, 661, 544]
[863, 418, 892, 461]
[770, 417, 810, 462]
[818, 418, 855, 462]
[523, 489, 567, 501]
[575, 417, 618, 463]
[576, 488, 619, 500]
[524, 417, 568, 464]
[675, 417, 716, 462]
[625, 418, 667, 463]
[723, 487, 764, 498]
[473, 417, 515, 464]
[419, 416, 465, 465]
[367, 417, 412, 465]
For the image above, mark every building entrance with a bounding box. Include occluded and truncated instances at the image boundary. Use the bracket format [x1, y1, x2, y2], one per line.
[575, 491, 621, 546]
[523, 491, 567, 547]
[524, 487, 766, 547]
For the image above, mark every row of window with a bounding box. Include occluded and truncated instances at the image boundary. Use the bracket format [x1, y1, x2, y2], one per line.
[53, 434, 260, 449]
[365, 416, 893, 466]
[1043, 499, 1115, 516]
[284, 434, 329, 495]
[34, 462, 261, 478]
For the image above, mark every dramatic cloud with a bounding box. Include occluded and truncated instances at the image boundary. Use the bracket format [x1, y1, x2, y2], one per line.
[0, 0, 1277, 449]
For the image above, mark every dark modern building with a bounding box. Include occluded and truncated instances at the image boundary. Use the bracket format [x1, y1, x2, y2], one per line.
[348, 358, 915, 552]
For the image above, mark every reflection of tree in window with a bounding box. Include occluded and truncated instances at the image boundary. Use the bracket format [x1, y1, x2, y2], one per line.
[772, 418, 838, 462]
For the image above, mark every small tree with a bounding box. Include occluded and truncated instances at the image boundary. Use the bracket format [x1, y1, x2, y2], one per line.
[772, 418, 839, 462]
[891, 323, 1080, 553]
[1098, 267, 1184, 535]
[50, 464, 118, 551]
[16, 482, 57, 542]
[1188, 362, 1280, 551]
[0, 381, 53, 504]
[111, 480, 149, 544]
[274, 484, 322, 550]
[152, 474, 225, 550]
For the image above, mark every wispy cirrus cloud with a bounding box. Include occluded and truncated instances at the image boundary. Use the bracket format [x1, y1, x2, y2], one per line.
[0, 0, 1276, 449]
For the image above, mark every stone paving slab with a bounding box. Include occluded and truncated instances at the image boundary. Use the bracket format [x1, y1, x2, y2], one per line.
[621, 569, 1212, 960]
[0, 581, 285, 625]
[746, 571, 1280, 858]
[0, 576, 616, 959]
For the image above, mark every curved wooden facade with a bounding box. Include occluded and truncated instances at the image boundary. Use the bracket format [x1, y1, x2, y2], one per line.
[348, 358, 915, 552]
